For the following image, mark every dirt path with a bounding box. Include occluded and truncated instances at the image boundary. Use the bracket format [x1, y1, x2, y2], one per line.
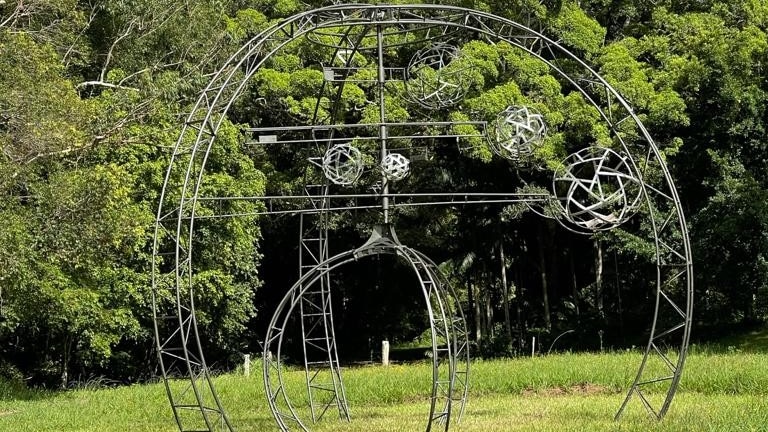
[522, 383, 611, 397]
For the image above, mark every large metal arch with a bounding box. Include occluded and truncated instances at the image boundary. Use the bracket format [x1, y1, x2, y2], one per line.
[151, 4, 693, 432]
[263, 234, 469, 432]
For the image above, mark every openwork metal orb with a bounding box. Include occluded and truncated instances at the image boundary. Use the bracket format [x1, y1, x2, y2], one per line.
[553, 147, 641, 231]
[405, 43, 470, 110]
[322, 143, 365, 185]
[490, 106, 547, 160]
[381, 152, 410, 181]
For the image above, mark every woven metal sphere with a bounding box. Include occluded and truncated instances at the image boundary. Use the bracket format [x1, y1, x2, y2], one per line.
[381, 152, 410, 181]
[405, 43, 470, 110]
[552, 147, 641, 231]
[322, 143, 364, 185]
[490, 106, 546, 161]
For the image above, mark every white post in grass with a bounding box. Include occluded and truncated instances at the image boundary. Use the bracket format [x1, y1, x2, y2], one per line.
[531, 337, 536, 358]
[382, 340, 390, 366]
[244, 354, 251, 377]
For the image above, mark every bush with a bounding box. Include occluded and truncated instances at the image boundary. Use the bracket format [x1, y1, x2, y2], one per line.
[0, 361, 30, 400]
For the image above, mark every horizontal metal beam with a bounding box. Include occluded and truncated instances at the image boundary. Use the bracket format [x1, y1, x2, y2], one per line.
[185, 195, 551, 220]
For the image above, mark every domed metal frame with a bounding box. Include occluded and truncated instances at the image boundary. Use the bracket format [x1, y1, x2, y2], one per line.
[151, 4, 693, 432]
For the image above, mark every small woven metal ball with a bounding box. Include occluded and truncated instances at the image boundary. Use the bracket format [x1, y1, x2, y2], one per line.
[490, 106, 546, 161]
[405, 43, 470, 110]
[381, 153, 410, 182]
[322, 143, 364, 185]
[552, 147, 641, 231]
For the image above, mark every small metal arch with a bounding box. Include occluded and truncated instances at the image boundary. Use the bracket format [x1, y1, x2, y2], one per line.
[263, 226, 469, 432]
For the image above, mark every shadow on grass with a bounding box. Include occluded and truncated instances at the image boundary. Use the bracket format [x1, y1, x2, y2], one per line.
[0, 378, 53, 402]
[691, 323, 768, 353]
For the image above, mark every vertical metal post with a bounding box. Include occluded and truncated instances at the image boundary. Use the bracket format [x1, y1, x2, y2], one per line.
[376, 22, 389, 224]
[298, 184, 350, 423]
[382, 340, 390, 366]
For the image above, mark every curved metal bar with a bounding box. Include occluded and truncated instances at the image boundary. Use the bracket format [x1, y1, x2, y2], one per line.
[413, 250, 470, 423]
[152, 4, 693, 431]
[314, 24, 373, 125]
[396, 246, 454, 430]
[265, 250, 358, 431]
[304, 21, 464, 51]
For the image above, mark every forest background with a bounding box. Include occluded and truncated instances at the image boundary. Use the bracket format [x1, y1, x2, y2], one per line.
[1, 0, 767, 389]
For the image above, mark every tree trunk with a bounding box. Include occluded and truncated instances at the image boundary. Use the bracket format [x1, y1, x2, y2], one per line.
[537, 225, 551, 330]
[595, 239, 604, 318]
[549, 229, 559, 311]
[485, 283, 493, 338]
[469, 273, 482, 344]
[499, 241, 513, 344]
[516, 289, 524, 351]
[570, 252, 580, 318]
[61, 336, 71, 389]
[614, 251, 624, 342]
[516, 236, 526, 351]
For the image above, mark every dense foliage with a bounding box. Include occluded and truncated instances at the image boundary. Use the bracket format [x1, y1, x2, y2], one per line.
[1, 0, 767, 387]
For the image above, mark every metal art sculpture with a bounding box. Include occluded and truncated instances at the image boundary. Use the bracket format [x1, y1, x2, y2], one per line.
[381, 152, 411, 181]
[151, 4, 693, 432]
[266, 224, 469, 431]
[553, 147, 641, 231]
[322, 143, 365, 185]
[490, 106, 547, 161]
[405, 43, 471, 109]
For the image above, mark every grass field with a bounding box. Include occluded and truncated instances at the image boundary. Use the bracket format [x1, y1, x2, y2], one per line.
[2, 349, 768, 432]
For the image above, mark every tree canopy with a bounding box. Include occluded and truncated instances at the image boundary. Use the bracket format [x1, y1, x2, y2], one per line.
[1, 0, 767, 387]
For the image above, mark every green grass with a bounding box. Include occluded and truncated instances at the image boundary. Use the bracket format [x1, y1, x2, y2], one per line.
[2, 350, 768, 431]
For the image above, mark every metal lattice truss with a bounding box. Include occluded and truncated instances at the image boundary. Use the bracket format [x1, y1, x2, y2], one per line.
[151, 4, 693, 432]
[296, 181, 347, 425]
